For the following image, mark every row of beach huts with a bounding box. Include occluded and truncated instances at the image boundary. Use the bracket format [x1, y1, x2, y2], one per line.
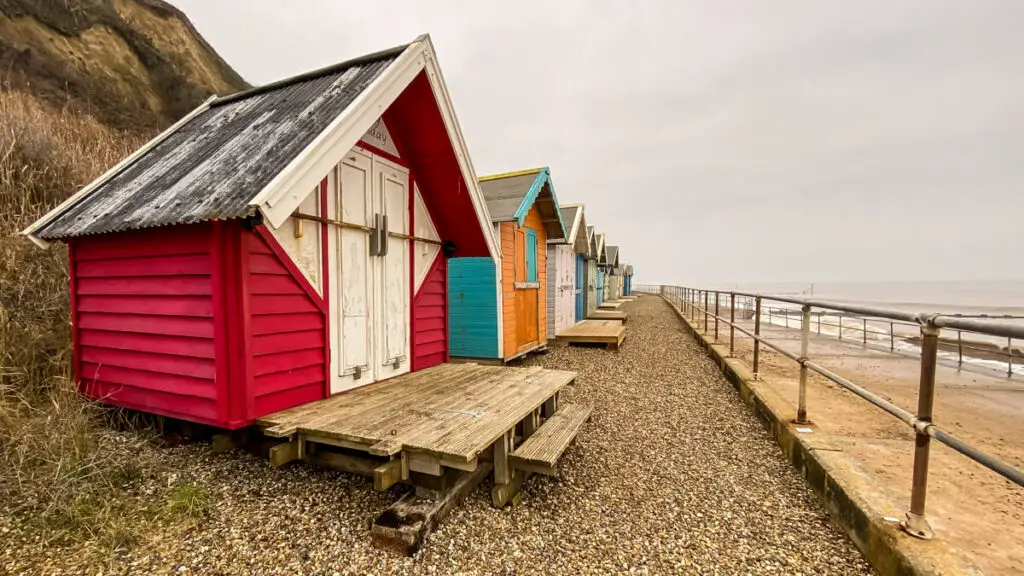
[22, 34, 633, 431]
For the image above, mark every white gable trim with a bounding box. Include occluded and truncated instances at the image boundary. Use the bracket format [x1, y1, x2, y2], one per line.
[419, 35, 500, 261]
[252, 42, 426, 227]
[253, 35, 500, 262]
[22, 95, 217, 248]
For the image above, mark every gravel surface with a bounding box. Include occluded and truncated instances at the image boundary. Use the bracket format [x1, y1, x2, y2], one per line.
[10, 295, 873, 575]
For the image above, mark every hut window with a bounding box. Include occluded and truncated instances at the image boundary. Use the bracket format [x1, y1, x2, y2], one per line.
[525, 229, 538, 282]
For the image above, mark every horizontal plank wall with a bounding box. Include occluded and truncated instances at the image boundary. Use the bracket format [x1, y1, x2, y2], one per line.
[245, 228, 326, 418]
[447, 257, 499, 358]
[413, 254, 447, 370]
[73, 223, 222, 424]
[500, 222, 517, 357]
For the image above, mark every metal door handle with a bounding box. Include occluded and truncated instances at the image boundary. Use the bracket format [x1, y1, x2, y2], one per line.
[379, 214, 389, 257]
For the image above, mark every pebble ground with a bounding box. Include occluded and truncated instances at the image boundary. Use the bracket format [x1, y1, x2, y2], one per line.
[16, 296, 874, 575]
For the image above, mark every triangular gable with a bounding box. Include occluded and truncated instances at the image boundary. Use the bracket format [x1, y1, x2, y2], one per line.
[606, 245, 620, 267]
[553, 203, 588, 255]
[587, 225, 597, 259]
[478, 167, 566, 240]
[25, 35, 499, 261]
[596, 233, 606, 263]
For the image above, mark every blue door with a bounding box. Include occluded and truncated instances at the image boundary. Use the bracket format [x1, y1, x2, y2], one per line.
[575, 254, 584, 320]
[596, 269, 604, 305]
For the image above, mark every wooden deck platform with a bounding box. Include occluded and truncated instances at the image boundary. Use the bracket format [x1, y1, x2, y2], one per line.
[589, 309, 628, 322]
[257, 362, 587, 554]
[598, 300, 623, 310]
[555, 320, 626, 349]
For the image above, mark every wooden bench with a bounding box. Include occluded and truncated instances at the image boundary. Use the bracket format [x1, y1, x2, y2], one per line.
[509, 403, 593, 476]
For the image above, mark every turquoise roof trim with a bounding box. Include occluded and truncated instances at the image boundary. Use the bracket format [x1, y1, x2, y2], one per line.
[513, 167, 568, 241]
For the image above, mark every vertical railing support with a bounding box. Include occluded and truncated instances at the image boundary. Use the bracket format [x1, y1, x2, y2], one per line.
[704, 291, 709, 332]
[714, 291, 720, 342]
[1008, 337, 1014, 378]
[796, 304, 811, 424]
[838, 316, 843, 340]
[817, 313, 821, 334]
[753, 296, 762, 379]
[957, 331, 963, 367]
[863, 318, 868, 344]
[903, 321, 938, 540]
[891, 322, 895, 351]
[729, 292, 736, 357]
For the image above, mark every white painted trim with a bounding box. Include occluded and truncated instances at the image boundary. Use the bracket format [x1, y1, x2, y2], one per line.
[549, 202, 585, 249]
[253, 43, 428, 228]
[418, 36, 501, 263]
[493, 222, 504, 359]
[22, 95, 217, 247]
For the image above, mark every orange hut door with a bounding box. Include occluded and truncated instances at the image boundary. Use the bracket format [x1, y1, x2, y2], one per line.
[513, 227, 539, 349]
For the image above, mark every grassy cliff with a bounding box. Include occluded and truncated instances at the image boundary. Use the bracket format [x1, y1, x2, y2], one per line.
[0, 0, 246, 564]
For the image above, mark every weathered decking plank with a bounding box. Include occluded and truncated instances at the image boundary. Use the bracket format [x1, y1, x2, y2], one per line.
[510, 403, 592, 475]
[258, 363, 576, 463]
[588, 310, 628, 322]
[598, 300, 623, 310]
[555, 320, 626, 348]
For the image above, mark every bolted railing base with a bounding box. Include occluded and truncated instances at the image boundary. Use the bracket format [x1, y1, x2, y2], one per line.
[902, 511, 934, 540]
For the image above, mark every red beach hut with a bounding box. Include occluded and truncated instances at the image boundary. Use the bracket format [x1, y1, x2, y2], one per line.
[23, 35, 500, 429]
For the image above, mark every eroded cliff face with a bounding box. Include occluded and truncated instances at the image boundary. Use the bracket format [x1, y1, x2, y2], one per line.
[0, 0, 248, 131]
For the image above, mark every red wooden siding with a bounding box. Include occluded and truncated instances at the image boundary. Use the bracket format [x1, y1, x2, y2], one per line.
[72, 223, 222, 424]
[244, 228, 326, 417]
[412, 253, 447, 370]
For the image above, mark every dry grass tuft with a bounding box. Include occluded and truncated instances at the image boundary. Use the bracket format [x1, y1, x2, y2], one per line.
[0, 87, 168, 554]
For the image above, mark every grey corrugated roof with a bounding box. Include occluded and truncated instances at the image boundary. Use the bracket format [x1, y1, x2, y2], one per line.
[552, 205, 579, 244]
[36, 45, 406, 240]
[478, 172, 537, 222]
[606, 245, 619, 266]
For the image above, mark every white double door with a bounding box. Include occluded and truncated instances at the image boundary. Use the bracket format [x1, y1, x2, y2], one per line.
[554, 246, 576, 330]
[328, 148, 410, 394]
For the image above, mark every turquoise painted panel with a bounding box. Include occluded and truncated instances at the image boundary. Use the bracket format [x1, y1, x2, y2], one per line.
[447, 257, 500, 358]
[525, 229, 538, 282]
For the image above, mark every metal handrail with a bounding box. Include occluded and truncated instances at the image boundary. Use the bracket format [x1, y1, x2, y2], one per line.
[634, 284, 1024, 541]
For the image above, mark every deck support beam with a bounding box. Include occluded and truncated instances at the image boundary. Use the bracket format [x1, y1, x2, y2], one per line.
[371, 464, 492, 556]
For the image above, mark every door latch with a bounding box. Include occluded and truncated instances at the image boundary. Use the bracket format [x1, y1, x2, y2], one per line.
[368, 213, 382, 256]
[379, 214, 389, 257]
[353, 365, 362, 380]
[392, 358, 401, 369]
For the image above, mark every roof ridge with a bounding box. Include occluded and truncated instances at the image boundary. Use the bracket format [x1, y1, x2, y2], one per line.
[478, 167, 545, 182]
[211, 41, 411, 107]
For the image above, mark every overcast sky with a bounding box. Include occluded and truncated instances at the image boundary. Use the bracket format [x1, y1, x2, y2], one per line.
[171, 1, 1023, 285]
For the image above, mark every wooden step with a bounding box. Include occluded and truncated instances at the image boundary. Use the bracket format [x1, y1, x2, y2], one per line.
[509, 403, 592, 476]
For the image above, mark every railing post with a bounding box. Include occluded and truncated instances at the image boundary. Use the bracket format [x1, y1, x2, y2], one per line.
[863, 318, 868, 344]
[704, 291, 709, 332]
[957, 331, 963, 366]
[838, 315, 843, 340]
[729, 292, 736, 357]
[1008, 337, 1013, 378]
[797, 304, 811, 424]
[904, 321, 938, 540]
[891, 322, 895, 351]
[686, 288, 691, 318]
[753, 296, 762, 379]
[817, 313, 821, 335]
[714, 291, 720, 342]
